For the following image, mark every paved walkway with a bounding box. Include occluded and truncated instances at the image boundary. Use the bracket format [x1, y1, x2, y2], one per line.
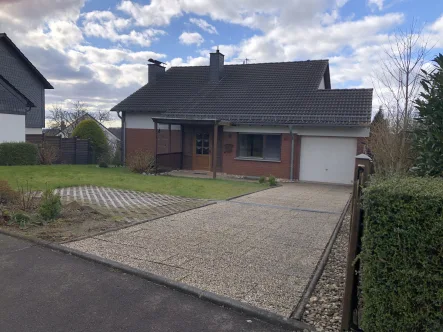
[0, 234, 288, 332]
[65, 183, 351, 317]
[55, 186, 208, 223]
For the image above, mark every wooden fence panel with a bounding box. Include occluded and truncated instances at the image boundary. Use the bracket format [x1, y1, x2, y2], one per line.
[26, 134, 91, 165]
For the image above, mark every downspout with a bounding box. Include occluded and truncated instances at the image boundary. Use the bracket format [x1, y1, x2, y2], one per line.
[117, 111, 126, 165]
[289, 125, 295, 181]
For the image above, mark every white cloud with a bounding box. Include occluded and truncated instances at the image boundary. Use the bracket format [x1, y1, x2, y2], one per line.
[189, 18, 218, 34]
[368, 0, 384, 11]
[82, 10, 166, 47]
[117, 0, 182, 26]
[179, 31, 204, 46]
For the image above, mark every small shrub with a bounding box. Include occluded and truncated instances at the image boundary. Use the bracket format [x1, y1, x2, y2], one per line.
[1, 209, 11, 223]
[258, 176, 266, 184]
[11, 211, 31, 229]
[112, 145, 122, 166]
[0, 180, 18, 204]
[38, 142, 58, 165]
[127, 150, 155, 174]
[99, 161, 108, 168]
[38, 189, 62, 221]
[268, 175, 277, 187]
[0, 142, 38, 165]
[16, 181, 38, 211]
[361, 176, 443, 332]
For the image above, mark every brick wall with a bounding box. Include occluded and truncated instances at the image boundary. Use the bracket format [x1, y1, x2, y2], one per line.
[221, 132, 300, 179]
[125, 128, 181, 159]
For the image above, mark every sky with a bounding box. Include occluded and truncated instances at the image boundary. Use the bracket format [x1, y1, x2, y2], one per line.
[1, 0, 443, 126]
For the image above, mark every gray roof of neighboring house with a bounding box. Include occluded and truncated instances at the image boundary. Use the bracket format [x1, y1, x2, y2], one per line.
[0, 33, 53, 89]
[111, 60, 372, 126]
[0, 74, 34, 115]
[0, 33, 53, 128]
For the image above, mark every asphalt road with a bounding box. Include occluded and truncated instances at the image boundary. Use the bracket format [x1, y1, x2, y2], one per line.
[0, 234, 290, 332]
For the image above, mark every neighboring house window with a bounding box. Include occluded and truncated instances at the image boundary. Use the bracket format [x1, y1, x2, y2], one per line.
[237, 134, 281, 161]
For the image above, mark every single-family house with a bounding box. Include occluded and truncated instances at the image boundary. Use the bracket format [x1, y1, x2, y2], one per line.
[111, 50, 372, 184]
[0, 33, 53, 142]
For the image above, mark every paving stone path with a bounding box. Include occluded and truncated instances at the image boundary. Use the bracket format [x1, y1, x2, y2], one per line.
[55, 186, 209, 223]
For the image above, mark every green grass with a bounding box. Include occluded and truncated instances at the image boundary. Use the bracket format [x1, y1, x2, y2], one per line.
[0, 165, 265, 200]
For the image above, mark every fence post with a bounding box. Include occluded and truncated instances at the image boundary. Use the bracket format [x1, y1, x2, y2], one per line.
[74, 136, 77, 164]
[59, 136, 62, 163]
[341, 154, 372, 331]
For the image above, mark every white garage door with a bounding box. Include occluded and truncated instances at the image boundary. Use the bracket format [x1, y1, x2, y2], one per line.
[299, 136, 356, 184]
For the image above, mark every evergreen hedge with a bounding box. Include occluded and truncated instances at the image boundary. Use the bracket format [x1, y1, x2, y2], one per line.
[72, 119, 107, 158]
[0, 142, 38, 165]
[361, 177, 443, 331]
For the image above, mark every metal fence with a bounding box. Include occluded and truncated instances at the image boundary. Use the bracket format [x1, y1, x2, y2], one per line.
[341, 155, 373, 331]
[26, 134, 92, 164]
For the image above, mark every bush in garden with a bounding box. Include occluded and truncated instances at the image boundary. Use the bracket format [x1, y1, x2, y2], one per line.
[413, 54, 443, 176]
[268, 175, 277, 186]
[258, 176, 266, 184]
[361, 176, 443, 332]
[0, 142, 38, 165]
[127, 150, 155, 174]
[38, 189, 62, 221]
[72, 119, 107, 158]
[0, 180, 18, 204]
[37, 142, 58, 165]
[112, 144, 122, 166]
[11, 211, 31, 229]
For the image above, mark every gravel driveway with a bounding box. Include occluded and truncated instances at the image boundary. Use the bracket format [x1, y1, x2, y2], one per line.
[65, 183, 351, 317]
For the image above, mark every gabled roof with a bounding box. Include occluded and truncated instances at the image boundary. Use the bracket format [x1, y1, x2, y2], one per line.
[0, 33, 53, 89]
[0, 74, 34, 115]
[111, 59, 372, 126]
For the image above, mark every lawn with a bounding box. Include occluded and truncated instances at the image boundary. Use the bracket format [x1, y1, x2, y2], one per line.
[0, 165, 264, 200]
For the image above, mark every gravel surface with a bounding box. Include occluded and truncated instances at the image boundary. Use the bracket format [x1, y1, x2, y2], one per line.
[301, 209, 350, 332]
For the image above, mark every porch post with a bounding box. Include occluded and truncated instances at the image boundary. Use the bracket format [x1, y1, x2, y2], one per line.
[154, 121, 158, 175]
[212, 123, 218, 179]
[168, 124, 172, 153]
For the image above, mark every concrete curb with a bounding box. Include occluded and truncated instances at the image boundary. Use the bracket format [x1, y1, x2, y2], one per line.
[290, 195, 352, 320]
[0, 229, 315, 331]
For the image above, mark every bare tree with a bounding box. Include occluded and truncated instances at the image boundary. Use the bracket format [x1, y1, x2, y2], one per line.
[47, 101, 104, 137]
[92, 110, 111, 124]
[369, 21, 432, 175]
[47, 102, 87, 137]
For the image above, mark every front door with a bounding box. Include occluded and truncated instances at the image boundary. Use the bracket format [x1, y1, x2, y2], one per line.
[193, 129, 211, 171]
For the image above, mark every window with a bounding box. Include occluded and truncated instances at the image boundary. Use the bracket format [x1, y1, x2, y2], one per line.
[237, 134, 281, 161]
[196, 133, 209, 155]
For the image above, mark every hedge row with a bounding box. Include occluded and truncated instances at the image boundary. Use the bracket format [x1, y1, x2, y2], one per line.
[0, 142, 38, 166]
[361, 177, 443, 332]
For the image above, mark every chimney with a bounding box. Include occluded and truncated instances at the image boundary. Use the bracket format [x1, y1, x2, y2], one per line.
[209, 49, 224, 82]
[148, 63, 165, 84]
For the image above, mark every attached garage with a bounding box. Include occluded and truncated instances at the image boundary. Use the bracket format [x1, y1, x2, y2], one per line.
[299, 136, 357, 184]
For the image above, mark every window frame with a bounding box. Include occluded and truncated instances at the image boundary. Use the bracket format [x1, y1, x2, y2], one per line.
[236, 133, 282, 162]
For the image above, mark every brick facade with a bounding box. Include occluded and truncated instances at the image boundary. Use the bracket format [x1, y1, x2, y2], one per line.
[125, 128, 301, 179]
[221, 132, 300, 179]
[125, 128, 181, 159]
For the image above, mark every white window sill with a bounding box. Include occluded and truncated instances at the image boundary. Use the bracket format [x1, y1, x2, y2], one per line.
[234, 157, 281, 163]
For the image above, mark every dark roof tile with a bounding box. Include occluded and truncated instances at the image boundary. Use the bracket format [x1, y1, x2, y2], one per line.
[111, 59, 372, 126]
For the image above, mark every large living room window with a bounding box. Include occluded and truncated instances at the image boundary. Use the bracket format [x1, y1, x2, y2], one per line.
[237, 134, 281, 161]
